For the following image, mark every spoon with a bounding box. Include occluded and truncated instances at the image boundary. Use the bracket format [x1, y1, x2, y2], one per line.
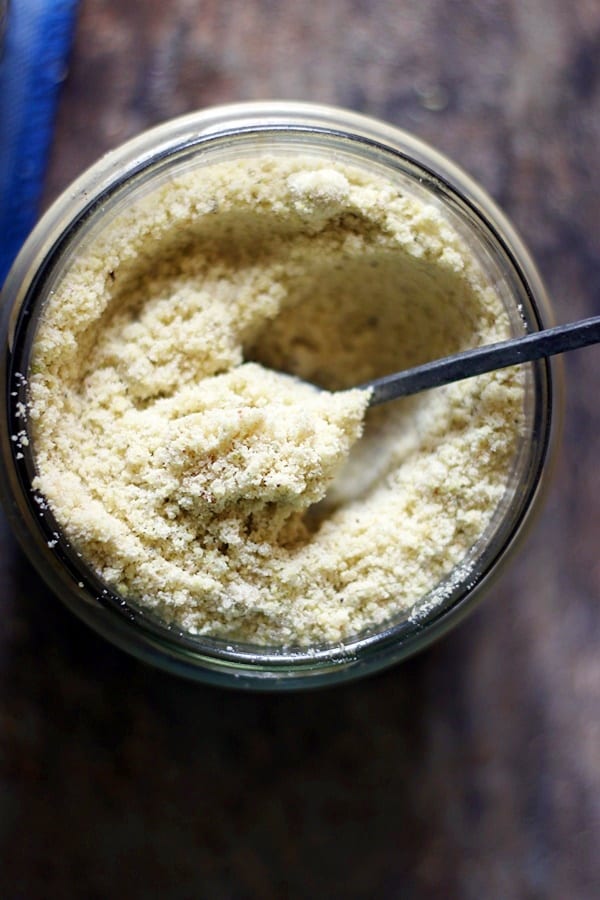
[358, 314, 600, 406]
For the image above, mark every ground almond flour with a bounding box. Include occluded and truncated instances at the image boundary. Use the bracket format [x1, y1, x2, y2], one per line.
[28, 155, 525, 646]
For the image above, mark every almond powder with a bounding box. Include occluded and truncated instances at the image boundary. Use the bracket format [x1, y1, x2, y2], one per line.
[28, 156, 524, 646]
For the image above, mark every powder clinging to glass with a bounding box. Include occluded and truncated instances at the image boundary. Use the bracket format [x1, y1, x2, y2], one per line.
[28, 155, 524, 646]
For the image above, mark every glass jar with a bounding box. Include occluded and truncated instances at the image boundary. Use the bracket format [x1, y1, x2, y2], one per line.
[0, 102, 558, 689]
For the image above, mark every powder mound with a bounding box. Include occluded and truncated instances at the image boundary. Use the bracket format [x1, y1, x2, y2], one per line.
[27, 154, 526, 646]
[155, 364, 370, 522]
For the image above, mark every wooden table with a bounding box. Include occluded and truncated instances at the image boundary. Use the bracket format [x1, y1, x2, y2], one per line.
[2, 2, 599, 897]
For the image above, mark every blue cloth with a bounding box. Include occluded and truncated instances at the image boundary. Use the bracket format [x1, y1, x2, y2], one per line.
[0, 0, 79, 286]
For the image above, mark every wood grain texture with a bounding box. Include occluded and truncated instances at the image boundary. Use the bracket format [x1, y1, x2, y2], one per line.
[2, 1, 600, 897]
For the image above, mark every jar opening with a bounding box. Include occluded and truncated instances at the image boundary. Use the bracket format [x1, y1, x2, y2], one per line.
[0, 112, 554, 686]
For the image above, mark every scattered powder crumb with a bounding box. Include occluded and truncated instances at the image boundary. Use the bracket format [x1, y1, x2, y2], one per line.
[27, 154, 525, 647]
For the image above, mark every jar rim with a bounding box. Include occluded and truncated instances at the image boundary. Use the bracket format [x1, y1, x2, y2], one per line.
[0, 103, 558, 688]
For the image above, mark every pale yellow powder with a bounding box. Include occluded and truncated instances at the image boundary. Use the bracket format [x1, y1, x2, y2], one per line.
[28, 155, 525, 646]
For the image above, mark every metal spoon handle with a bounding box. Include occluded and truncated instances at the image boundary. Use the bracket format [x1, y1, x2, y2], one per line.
[362, 314, 600, 407]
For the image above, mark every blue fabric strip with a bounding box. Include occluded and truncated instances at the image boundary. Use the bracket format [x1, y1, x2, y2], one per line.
[0, 0, 79, 286]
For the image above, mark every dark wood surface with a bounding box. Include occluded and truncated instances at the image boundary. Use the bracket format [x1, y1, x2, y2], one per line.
[2, 2, 599, 897]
